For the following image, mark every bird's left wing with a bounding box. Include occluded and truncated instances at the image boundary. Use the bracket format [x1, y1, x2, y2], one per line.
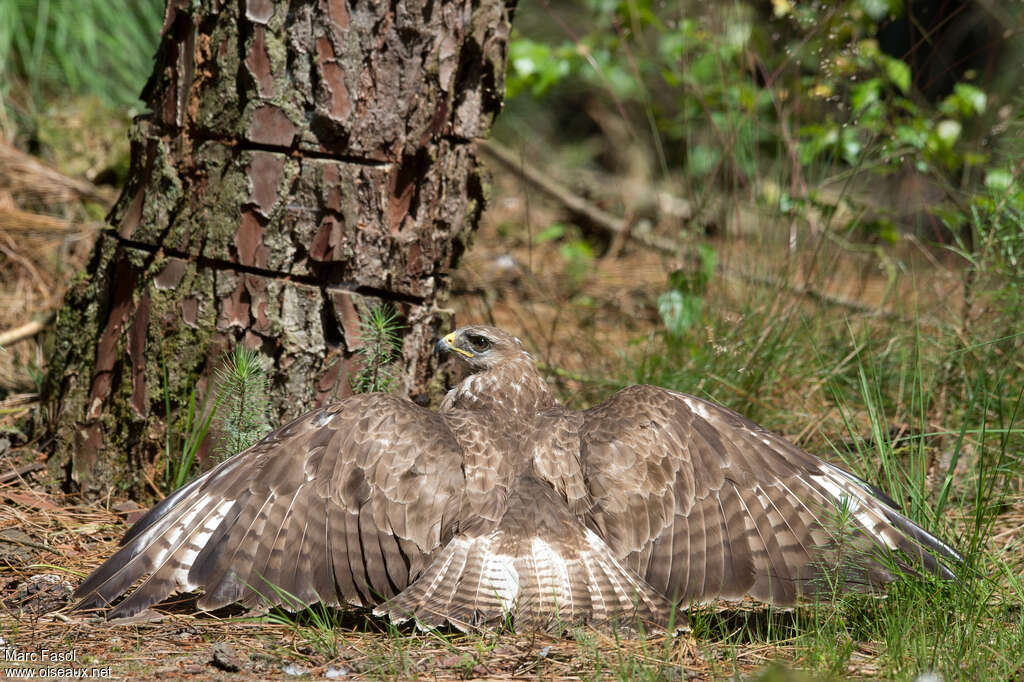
[578, 385, 960, 608]
[73, 393, 465, 620]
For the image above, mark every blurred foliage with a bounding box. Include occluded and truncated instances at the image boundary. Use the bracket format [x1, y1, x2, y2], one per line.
[657, 243, 716, 339]
[505, 0, 1023, 273]
[534, 222, 596, 294]
[0, 0, 162, 135]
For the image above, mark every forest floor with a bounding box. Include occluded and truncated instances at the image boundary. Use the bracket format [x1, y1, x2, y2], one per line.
[1, 132, 1022, 679]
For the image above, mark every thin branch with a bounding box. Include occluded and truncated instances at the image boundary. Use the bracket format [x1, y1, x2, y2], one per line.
[0, 461, 45, 485]
[0, 318, 47, 347]
[0, 531, 52, 554]
[479, 138, 903, 321]
[478, 138, 682, 253]
[0, 141, 110, 205]
[0, 207, 75, 232]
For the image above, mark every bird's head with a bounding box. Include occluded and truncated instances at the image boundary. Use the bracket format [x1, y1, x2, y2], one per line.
[435, 325, 528, 373]
[436, 325, 554, 414]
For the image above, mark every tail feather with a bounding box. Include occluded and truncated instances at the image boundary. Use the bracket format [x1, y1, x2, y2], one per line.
[376, 477, 673, 631]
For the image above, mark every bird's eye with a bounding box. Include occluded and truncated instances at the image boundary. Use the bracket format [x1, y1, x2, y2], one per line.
[466, 334, 491, 352]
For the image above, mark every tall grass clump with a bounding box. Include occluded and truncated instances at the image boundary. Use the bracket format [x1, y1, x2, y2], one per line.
[811, 327, 1023, 678]
[675, 326, 1023, 679]
[160, 346, 219, 494]
[0, 0, 162, 117]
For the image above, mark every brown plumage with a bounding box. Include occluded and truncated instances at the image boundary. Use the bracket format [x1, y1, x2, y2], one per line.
[74, 325, 961, 630]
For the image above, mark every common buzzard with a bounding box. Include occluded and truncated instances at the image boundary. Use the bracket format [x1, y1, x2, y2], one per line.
[74, 325, 961, 630]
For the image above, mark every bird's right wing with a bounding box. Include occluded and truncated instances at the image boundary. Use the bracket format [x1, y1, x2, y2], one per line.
[73, 393, 465, 620]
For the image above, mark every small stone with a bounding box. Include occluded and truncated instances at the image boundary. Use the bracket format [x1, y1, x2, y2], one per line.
[493, 254, 517, 271]
[12, 573, 74, 613]
[211, 643, 241, 672]
[112, 500, 145, 525]
[0, 529, 35, 566]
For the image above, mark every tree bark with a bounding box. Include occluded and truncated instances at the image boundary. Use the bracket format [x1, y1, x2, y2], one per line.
[41, 0, 515, 498]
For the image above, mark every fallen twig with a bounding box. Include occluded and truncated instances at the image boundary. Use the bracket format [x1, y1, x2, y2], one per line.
[0, 207, 73, 232]
[480, 138, 902, 321]
[715, 263, 897, 319]
[0, 461, 45, 485]
[0, 531, 52, 554]
[0, 141, 109, 205]
[478, 138, 683, 254]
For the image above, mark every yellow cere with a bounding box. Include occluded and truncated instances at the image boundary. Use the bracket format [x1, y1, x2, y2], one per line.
[445, 332, 474, 358]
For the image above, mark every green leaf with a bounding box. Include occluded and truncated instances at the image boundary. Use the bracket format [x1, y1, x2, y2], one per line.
[953, 82, 987, 115]
[882, 57, 911, 94]
[894, 124, 927, 149]
[934, 119, 962, 148]
[858, 0, 898, 20]
[851, 78, 882, 112]
[687, 144, 720, 177]
[534, 223, 567, 244]
[697, 244, 718, 286]
[507, 38, 572, 98]
[658, 290, 703, 336]
[559, 240, 594, 286]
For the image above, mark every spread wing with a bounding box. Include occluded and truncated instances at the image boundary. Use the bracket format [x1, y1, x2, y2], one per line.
[74, 393, 465, 620]
[579, 385, 961, 607]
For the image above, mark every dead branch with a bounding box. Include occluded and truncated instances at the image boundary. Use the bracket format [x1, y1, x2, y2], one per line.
[479, 138, 900, 320]
[0, 318, 47, 347]
[478, 138, 683, 254]
[0, 207, 73, 232]
[0, 528, 52, 553]
[0, 461, 45, 485]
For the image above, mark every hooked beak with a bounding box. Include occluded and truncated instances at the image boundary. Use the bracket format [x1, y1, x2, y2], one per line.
[435, 331, 473, 358]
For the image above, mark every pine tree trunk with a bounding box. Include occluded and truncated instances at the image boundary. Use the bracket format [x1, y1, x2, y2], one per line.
[41, 0, 515, 498]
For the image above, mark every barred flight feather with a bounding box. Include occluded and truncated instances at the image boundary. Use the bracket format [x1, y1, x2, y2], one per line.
[74, 326, 962, 631]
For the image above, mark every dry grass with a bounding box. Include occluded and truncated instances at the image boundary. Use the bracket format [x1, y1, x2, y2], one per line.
[0, 137, 108, 411]
[3, 487, 858, 680]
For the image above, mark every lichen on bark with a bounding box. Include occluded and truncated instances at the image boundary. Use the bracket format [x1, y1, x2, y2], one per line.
[41, 0, 516, 499]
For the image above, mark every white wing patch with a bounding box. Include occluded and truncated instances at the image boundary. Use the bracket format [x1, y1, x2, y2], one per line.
[311, 410, 334, 427]
[679, 394, 714, 421]
[179, 499, 236, 590]
[809, 468, 897, 549]
[149, 495, 219, 568]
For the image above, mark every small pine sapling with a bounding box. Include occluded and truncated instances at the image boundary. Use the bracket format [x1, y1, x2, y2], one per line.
[351, 304, 404, 394]
[213, 344, 273, 460]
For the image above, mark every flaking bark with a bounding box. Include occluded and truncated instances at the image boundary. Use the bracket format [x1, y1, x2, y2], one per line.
[41, 0, 515, 498]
